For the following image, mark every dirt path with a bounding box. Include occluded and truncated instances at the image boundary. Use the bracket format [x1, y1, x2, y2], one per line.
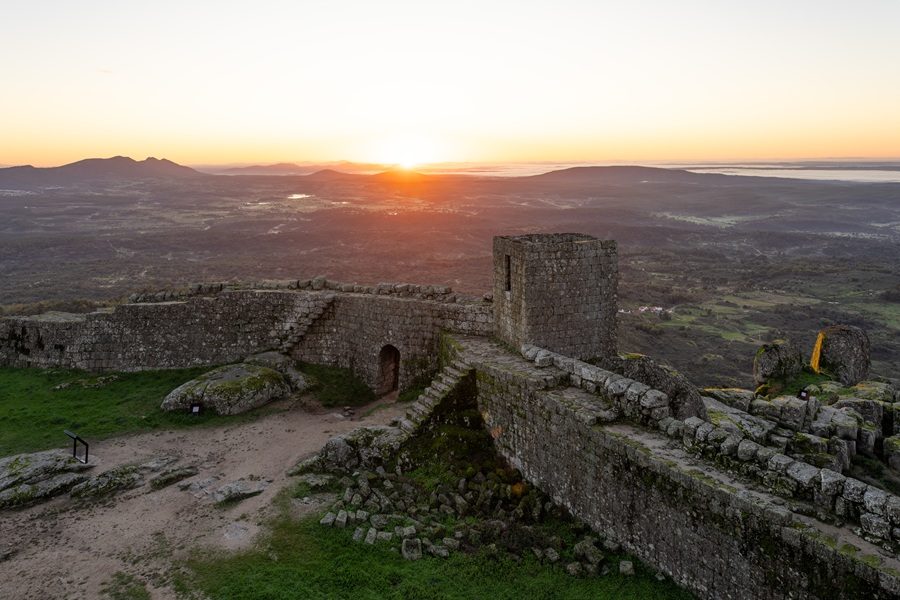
[0, 398, 406, 600]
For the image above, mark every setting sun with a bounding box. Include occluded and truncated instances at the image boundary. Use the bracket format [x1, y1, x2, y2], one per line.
[369, 135, 445, 170]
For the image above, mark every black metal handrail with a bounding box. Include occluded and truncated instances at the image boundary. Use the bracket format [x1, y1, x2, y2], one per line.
[64, 430, 89, 464]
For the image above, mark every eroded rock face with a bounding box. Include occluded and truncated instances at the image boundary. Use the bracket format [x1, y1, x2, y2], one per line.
[0, 450, 93, 509]
[815, 325, 870, 386]
[161, 363, 291, 415]
[753, 340, 802, 386]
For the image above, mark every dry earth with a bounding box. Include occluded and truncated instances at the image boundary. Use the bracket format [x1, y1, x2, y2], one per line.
[0, 396, 407, 599]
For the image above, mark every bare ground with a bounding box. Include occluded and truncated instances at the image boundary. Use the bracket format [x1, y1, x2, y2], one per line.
[0, 396, 407, 600]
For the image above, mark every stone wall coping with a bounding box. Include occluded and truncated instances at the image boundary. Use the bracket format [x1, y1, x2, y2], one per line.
[123, 279, 492, 306]
[516, 341, 900, 549]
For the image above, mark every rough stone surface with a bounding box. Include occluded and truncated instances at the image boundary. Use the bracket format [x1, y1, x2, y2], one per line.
[161, 363, 291, 415]
[452, 334, 900, 600]
[493, 234, 617, 360]
[816, 325, 871, 386]
[603, 354, 706, 421]
[753, 340, 803, 386]
[70, 465, 142, 499]
[212, 478, 270, 503]
[244, 351, 310, 392]
[401, 538, 422, 560]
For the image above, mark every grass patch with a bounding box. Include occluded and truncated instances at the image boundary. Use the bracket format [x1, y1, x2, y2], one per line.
[301, 363, 375, 408]
[398, 385, 425, 404]
[100, 572, 151, 600]
[0, 366, 280, 457]
[185, 513, 691, 600]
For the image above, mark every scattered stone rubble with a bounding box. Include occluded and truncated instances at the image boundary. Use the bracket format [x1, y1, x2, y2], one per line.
[311, 464, 635, 578]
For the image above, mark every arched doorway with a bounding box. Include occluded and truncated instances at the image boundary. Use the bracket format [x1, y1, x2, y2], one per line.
[376, 345, 400, 396]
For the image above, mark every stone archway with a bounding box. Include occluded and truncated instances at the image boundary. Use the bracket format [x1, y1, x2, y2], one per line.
[376, 344, 400, 396]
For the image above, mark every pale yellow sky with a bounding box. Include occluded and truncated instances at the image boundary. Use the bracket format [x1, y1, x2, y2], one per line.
[2, 1, 900, 166]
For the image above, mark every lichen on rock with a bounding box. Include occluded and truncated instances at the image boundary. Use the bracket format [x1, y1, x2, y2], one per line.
[161, 363, 291, 415]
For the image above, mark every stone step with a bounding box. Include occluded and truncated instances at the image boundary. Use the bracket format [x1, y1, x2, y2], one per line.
[438, 373, 458, 387]
[423, 387, 444, 401]
[431, 380, 450, 394]
[451, 359, 472, 372]
[443, 366, 463, 379]
[409, 403, 430, 419]
[418, 394, 438, 408]
[398, 418, 416, 433]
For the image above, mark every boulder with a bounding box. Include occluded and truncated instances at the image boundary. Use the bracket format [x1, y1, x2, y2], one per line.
[812, 325, 870, 386]
[402, 538, 422, 560]
[702, 397, 775, 444]
[244, 351, 310, 392]
[212, 478, 270, 503]
[753, 340, 803, 386]
[600, 355, 706, 421]
[833, 398, 883, 429]
[314, 426, 406, 473]
[161, 364, 291, 415]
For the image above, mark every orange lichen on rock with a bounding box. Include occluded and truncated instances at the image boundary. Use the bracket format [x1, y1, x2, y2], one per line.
[810, 331, 825, 373]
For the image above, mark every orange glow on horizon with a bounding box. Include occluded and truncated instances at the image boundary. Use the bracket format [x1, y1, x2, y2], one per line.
[2, 2, 899, 167]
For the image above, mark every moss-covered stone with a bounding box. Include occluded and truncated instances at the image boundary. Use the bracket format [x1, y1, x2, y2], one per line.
[161, 363, 291, 415]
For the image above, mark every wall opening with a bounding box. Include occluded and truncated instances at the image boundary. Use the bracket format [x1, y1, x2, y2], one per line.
[504, 255, 512, 291]
[376, 344, 400, 396]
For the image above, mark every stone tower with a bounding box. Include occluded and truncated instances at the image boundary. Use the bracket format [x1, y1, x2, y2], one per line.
[492, 233, 617, 360]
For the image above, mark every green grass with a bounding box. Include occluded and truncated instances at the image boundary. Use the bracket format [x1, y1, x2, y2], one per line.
[0, 366, 275, 457]
[185, 514, 691, 600]
[301, 363, 376, 407]
[100, 572, 151, 600]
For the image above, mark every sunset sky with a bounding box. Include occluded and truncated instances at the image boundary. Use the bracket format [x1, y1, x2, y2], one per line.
[3, 1, 900, 167]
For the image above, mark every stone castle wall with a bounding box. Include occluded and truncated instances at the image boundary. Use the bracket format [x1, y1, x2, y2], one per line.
[294, 293, 491, 391]
[0, 287, 492, 391]
[492, 233, 617, 360]
[447, 334, 900, 600]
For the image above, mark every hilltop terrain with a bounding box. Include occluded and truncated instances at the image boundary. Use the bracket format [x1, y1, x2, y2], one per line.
[1, 157, 898, 386]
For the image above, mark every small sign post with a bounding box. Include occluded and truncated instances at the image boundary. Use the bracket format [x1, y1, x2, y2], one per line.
[64, 430, 89, 464]
[190, 402, 203, 416]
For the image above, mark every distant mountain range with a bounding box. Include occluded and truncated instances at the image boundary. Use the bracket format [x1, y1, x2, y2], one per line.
[527, 165, 713, 183]
[0, 156, 201, 186]
[0, 156, 752, 188]
[208, 161, 390, 176]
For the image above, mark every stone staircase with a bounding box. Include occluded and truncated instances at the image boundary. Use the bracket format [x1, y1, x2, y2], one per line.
[396, 359, 473, 435]
[278, 293, 335, 354]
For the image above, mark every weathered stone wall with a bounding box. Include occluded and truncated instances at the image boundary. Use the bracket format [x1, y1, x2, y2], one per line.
[447, 334, 900, 600]
[492, 233, 617, 360]
[0, 291, 324, 371]
[0, 287, 492, 392]
[294, 294, 491, 392]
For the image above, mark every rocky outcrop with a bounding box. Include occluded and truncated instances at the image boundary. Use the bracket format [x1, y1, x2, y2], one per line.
[0, 450, 93, 509]
[753, 340, 802, 386]
[293, 426, 407, 475]
[813, 325, 870, 386]
[70, 465, 142, 499]
[161, 364, 291, 415]
[244, 351, 310, 392]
